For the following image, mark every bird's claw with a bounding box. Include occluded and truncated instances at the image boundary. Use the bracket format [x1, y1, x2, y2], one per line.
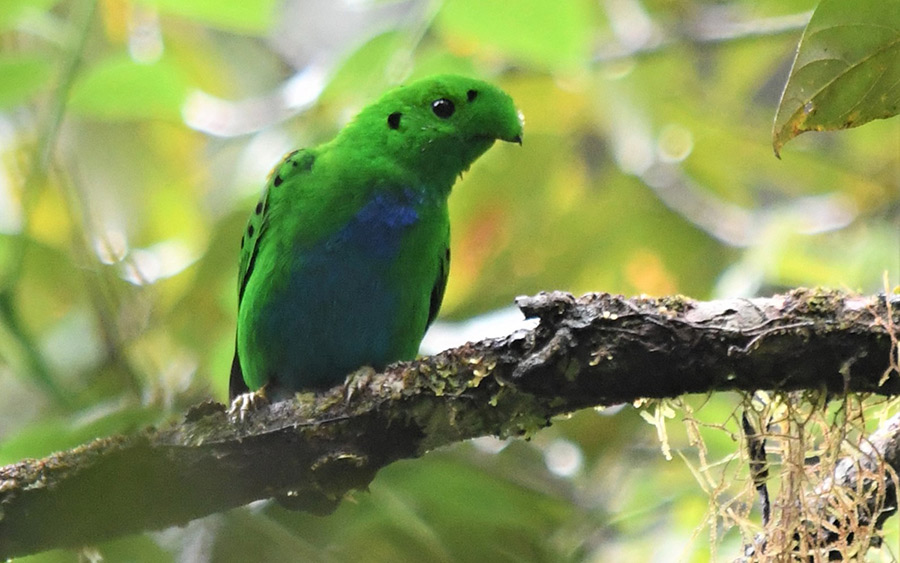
[228, 388, 269, 422]
[344, 366, 377, 403]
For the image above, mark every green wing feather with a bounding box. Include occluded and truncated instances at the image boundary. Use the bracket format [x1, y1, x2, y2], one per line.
[426, 243, 450, 329]
[229, 148, 315, 398]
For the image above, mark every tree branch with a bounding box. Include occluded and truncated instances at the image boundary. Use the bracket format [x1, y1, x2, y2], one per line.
[1, 289, 897, 558]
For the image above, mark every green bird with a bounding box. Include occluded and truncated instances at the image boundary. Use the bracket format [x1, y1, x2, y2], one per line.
[229, 74, 522, 408]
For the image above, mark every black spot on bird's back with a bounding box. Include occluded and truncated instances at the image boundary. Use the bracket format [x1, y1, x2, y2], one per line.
[467, 89, 478, 102]
[267, 149, 314, 192]
[388, 112, 402, 130]
[240, 237, 244, 249]
[248, 224, 255, 237]
[255, 202, 262, 214]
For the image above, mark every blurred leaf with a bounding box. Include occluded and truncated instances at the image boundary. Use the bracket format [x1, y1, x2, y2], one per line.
[68, 56, 188, 121]
[773, 0, 900, 156]
[436, 0, 593, 70]
[95, 533, 173, 563]
[14, 531, 173, 562]
[0, 0, 61, 29]
[0, 402, 165, 464]
[8, 235, 81, 333]
[12, 548, 76, 563]
[229, 452, 580, 563]
[320, 31, 409, 108]
[771, 222, 899, 289]
[0, 57, 54, 108]
[408, 48, 478, 80]
[135, 0, 277, 34]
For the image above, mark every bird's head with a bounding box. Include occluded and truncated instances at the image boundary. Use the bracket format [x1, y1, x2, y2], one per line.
[340, 74, 523, 189]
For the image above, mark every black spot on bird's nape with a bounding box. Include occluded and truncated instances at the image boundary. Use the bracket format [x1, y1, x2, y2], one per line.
[255, 202, 262, 215]
[273, 175, 283, 187]
[388, 112, 402, 129]
[467, 89, 477, 102]
[431, 99, 454, 118]
[248, 224, 255, 238]
[289, 149, 315, 172]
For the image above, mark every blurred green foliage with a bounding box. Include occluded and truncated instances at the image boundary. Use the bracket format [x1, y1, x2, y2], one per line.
[0, 0, 897, 560]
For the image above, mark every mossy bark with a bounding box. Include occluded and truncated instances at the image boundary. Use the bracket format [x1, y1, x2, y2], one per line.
[1, 289, 897, 558]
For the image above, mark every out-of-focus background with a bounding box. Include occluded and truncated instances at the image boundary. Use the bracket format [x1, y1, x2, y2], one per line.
[0, 0, 897, 560]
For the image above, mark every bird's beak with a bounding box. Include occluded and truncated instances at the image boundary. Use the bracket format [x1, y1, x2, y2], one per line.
[502, 110, 525, 145]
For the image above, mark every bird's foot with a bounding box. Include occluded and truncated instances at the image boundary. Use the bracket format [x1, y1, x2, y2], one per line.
[227, 386, 269, 422]
[344, 366, 377, 403]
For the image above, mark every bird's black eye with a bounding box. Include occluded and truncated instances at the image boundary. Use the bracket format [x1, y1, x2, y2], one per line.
[467, 89, 477, 102]
[431, 98, 455, 118]
[387, 112, 402, 129]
